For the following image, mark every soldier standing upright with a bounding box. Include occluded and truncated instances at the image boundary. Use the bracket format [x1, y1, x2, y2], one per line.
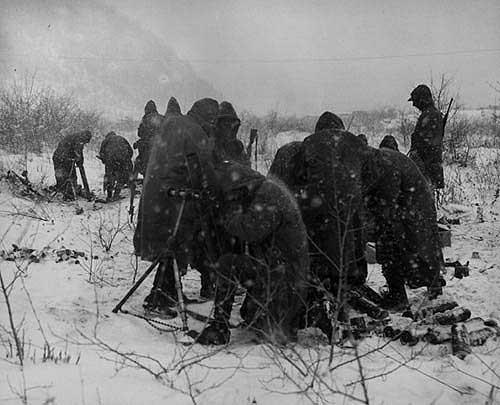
[408, 84, 444, 190]
[134, 98, 219, 316]
[133, 100, 163, 177]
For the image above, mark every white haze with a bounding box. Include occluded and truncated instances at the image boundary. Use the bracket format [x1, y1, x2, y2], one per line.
[1, 0, 499, 116]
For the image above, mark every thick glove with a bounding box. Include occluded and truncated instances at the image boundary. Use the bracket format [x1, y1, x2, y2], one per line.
[197, 322, 230, 345]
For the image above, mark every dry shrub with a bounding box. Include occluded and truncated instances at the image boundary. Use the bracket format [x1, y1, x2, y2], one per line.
[0, 74, 105, 154]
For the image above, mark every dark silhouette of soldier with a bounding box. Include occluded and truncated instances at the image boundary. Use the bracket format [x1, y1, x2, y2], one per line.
[134, 98, 219, 316]
[133, 100, 163, 176]
[98, 131, 133, 201]
[408, 84, 444, 189]
[197, 162, 309, 345]
[213, 101, 250, 166]
[52, 130, 92, 200]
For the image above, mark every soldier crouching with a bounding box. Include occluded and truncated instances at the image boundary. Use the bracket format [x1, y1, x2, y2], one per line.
[98, 131, 133, 201]
[197, 162, 310, 345]
[52, 130, 92, 200]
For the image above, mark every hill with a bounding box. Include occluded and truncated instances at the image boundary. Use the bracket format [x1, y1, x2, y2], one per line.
[0, 0, 221, 118]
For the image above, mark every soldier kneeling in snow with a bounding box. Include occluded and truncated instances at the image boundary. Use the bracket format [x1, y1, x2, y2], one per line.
[197, 162, 310, 345]
[98, 131, 133, 201]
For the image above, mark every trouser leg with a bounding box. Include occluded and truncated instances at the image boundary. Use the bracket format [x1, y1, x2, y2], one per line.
[380, 259, 409, 311]
[213, 254, 241, 327]
[144, 259, 179, 311]
[377, 226, 409, 310]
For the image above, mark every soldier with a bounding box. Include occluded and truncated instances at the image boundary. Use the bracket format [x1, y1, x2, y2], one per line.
[134, 98, 219, 317]
[299, 128, 368, 294]
[213, 101, 250, 166]
[268, 113, 367, 299]
[379, 135, 399, 151]
[362, 147, 445, 309]
[129, 97, 182, 219]
[197, 161, 309, 345]
[133, 100, 163, 177]
[98, 131, 133, 201]
[52, 130, 92, 200]
[408, 84, 444, 190]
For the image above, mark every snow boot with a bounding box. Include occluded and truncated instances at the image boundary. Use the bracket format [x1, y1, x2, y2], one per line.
[380, 276, 409, 312]
[197, 321, 230, 345]
[142, 289, 178, 318]
[199, 271, 215, 300]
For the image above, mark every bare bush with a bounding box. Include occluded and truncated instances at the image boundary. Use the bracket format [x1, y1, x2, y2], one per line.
[97, 209, 128, 253]
[0, 73, 105, 154]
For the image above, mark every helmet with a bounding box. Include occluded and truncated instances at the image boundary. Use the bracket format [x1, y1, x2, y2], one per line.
[408, 84, 433, 105]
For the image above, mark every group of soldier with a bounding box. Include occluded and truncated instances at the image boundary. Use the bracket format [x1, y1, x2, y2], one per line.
[51, 83, 446, 346]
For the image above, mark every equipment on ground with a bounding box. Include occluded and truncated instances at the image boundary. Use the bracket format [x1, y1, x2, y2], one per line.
[451, 323, 471, 359]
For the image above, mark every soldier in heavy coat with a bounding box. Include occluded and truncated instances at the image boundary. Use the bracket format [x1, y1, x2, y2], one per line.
[134, 98, 219, 316]
[298, 129, 368, 292]
[362, 146, 445, 309]
[52, 130, 92, 200]
[408, 84, 444, 189]
[269, 113, 365, 290]
[133, 100, 163, 176]
[98, 131, 133, 201]
[213, 101, 250, 166]
[197, 162, 310, 345]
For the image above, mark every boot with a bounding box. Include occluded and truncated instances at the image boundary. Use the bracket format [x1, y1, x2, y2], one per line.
[197, 320, 230, 345]
[143, 261, 178, 310]
[199, 270, 215, 300]
[142, 289, 177, 318]
[380, 271, 409, 312]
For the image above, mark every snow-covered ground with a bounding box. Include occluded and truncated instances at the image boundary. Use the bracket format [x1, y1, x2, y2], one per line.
[0, 150, 499, 405]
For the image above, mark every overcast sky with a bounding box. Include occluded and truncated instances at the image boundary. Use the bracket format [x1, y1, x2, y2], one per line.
[111, 0, 500, 114]
[5, 0, 500, 115]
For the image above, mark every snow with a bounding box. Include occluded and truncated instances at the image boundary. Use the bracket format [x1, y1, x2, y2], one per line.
[1, 150, 499, 404]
